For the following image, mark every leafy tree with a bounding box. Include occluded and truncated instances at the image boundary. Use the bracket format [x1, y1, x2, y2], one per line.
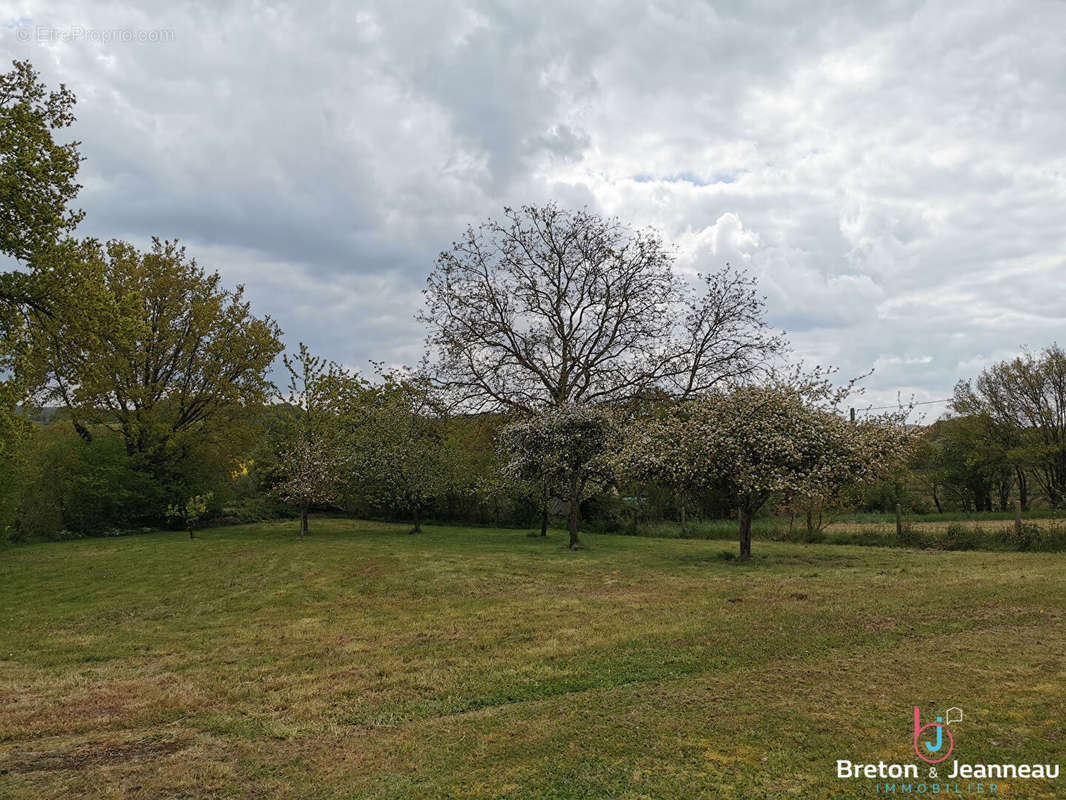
[618, 380, 912, 559]
[271, 343, 363, 536]
[167, 492, 214, 539]
[351, 371, 458, 533]
[912, 415, 1014, 513]
[442, 412, 517, 526]
[13, 422, 164, 539]
[498, 404, 616, 549]
[0, 59, 84, 491]
[37, 238, 283, 494]
[953, 345, 1066, 508]
[0, 59, 83, 288]
[0, 374, 31, 534]
[910, 424, 954, 513]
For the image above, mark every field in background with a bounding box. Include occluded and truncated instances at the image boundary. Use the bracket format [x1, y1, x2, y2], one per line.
[2, 520, 1065, 799]
[637, 510, 1066, 551]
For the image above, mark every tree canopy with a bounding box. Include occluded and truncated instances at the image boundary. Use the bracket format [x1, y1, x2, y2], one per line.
[498, 403, 617, 549]
[38, 238, 283, 478]
[1, 60, 85, 471]
[617, 380, 913, 558]
[350, 370, 459, 533]
[421, 203, 784, 414]
[0, 59, 82, 268]
[953, 344, 1066, 508]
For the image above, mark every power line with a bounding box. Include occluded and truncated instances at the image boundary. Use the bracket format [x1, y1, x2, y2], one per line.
[861, 398, 953, 411]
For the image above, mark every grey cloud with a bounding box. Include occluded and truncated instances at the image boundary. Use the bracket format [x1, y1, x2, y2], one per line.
[2, 0, 1064, 408]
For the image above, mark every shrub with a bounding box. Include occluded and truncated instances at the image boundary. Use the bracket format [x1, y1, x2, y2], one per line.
[989, 521, 1066, 552]
[941, 523, 983, 551]
[897, 522, 928, 549]
[16, 425, 166, 538]
[581, 494, 631, 534]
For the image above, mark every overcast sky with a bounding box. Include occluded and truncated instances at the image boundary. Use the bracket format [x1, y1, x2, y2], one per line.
[3, 1, 1065, 412]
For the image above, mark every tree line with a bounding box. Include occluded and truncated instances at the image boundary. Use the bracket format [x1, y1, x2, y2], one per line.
[2, 60, 1062, 559]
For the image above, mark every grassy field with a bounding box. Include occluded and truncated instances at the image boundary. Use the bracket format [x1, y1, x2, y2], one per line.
[1, 520, 1064, 799]
[638, 511, 1066, 551]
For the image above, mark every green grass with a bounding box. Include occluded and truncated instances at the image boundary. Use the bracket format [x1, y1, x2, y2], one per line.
[1, 519, 1064, 798]
[829, 509, 1066, 524]
[636, 511, 1066, 551]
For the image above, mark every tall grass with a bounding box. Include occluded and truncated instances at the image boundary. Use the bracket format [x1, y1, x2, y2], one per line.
[616, 516, 1066, 552]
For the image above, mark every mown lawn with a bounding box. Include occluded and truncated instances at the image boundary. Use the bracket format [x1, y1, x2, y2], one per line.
[1, 520, 1064, 799]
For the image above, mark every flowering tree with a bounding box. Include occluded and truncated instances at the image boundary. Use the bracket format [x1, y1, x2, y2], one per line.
[350, 371, 458, 533]
[273, 343, 363, 536]
[276, 438, 349, 537]
[498, 404, 616, 549]
[617, 380, 913, 558]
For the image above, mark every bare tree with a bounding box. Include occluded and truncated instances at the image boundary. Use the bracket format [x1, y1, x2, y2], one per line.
[420, 203, 784, 414]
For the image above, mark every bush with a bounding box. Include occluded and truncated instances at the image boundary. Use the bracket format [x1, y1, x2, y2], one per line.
[897, 522, 929, 549]
[892, 521, 1066, 553]
[220, 496, 290, 525]
[989, 522, 1066, 552]
[940, 522, 984, 551]
[581, 494, 630, 533]
[15, 425, 166, 538]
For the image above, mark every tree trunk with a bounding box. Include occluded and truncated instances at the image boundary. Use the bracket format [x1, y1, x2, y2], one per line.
[539, 502, 549, 537]
[300, 507, 308, 537]
[679, 491, 686, 536]
[188, 524, 194, 540]
[412, 505, 422, 533]
[932, 484, 943, 514]
[567, 482, 581, 550]
[1017, 468, 1029, 511]
[738, 506, 752, 560]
